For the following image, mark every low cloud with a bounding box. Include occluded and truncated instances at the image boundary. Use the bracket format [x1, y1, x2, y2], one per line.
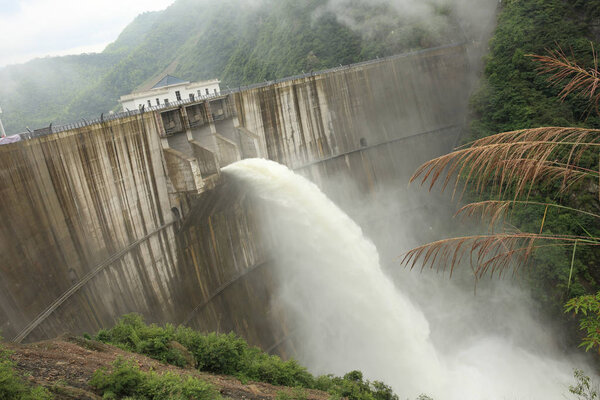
[317, 0, 499, 43]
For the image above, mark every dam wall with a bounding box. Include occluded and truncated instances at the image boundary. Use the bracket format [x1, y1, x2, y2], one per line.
[233, 44, 469, 169]
[0, 43, 474, 349]
[0, 114, 179, 341]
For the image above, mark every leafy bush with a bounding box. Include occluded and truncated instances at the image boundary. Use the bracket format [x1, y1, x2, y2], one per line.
[315, 370, 398, 400]
[276, 387, 307, 400]
[174, 329, 246, 375]
[97, 315, 314, 387]
[90, 358, 218, 400]
[565, 293, 600, 352]
[240, 350, 314, 388]
[0, 340, 52, 400]
[96, 314, 189, 368]
[95, 314, 399, 400]
[569, 369, 599, 400]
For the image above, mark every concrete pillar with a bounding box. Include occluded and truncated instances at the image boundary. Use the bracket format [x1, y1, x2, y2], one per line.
[205, 101, 217, 134]
[180, 106, 194, 141]
[154, 110, 167, 138]
[231, 95, 241, 129]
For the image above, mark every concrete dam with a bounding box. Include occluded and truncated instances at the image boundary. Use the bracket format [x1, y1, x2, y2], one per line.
[0, 43, 473, 354]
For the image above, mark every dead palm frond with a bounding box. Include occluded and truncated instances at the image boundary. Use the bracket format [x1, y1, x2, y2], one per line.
[410, 127, 600, 200]
[455, 200, 600, 231]
[529, 45, 600, 113]
[401, 233, 600, 279]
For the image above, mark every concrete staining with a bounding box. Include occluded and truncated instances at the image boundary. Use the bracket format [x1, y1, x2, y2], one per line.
[0, 43, 473, 351]
[0, 115, 178, 341]
[234, 45, 468, 168]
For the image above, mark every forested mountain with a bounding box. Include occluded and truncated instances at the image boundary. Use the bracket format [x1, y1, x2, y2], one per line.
[467, 0, 600, 343]
[0, 0, 475, 135]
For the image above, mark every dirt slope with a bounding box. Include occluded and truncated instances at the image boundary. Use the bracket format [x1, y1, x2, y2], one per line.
[5, 336, 329, 400]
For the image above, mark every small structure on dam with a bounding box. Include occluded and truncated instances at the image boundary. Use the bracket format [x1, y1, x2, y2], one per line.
[119, 75, 222, 111]
[0, 43, 476, 354]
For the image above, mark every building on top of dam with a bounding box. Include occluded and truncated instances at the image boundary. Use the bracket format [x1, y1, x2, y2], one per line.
[119, 75, 221, 111]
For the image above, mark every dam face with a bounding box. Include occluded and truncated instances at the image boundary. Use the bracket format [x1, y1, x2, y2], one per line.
[0, 44, 473, 350]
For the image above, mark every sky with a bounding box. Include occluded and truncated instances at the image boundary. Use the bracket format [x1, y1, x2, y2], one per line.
[0, 0, 175, 67]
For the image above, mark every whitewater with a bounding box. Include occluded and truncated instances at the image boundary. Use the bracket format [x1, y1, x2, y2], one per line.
[224, 158, 583, 400]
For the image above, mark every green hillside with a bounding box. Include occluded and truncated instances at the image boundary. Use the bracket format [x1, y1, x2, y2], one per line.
[0, 0, 472, 135]
[466, 0, 600, 345]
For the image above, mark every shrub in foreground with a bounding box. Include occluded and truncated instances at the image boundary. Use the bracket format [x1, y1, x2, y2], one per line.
[90, 358, 218, 400]
[95, 314, 189, 368]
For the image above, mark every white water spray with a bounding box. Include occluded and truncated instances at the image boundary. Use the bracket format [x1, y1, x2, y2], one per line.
[224, 158, 583, 400]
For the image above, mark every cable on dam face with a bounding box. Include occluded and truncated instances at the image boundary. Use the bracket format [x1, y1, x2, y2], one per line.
[12, 220, 178, 344]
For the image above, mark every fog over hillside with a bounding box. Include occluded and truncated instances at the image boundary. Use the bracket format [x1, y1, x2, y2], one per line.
[0, 0, 495, 135]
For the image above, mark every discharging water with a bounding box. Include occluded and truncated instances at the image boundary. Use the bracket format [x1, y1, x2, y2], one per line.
[224, 158, 584, 400]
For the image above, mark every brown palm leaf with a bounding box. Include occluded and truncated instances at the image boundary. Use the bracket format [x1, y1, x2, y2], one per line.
[410, 127, 600, 200]
[400, 233, 599, 279]
[529, 45, 600, 113]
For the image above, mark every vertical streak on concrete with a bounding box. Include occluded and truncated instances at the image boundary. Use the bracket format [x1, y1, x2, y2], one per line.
[0, 113, 188, 341]
[291, 85, 308, 163]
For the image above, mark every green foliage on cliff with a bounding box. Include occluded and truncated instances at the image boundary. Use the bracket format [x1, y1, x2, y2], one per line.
[468, 0, 600, 330]
[0, 0, 468, 134]
[470, 0, 600, 138]
[95, 314, 398, 400]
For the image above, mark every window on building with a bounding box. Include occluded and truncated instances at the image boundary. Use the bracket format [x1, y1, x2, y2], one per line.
[156, 98, 160, 105]
[197, 90, 201, 97]
[164, 99, 169, 105]
[175, 91, 181, 101]
[147, 100, 152, 107]
[205, 88, 209, 95]
[189, 93, 195, 101]
[214, 89, 217, 94]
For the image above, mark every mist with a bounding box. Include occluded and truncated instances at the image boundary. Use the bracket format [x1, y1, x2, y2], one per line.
[318, 0, 499, 45]
[225, 158, 591, 400]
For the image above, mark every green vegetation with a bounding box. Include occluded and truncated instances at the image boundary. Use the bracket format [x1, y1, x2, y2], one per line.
[470, 0, 600, 138]
[90, 358, 218, 400]
[403, 0, 600, 356]
[275, 387, 308, 400]
[95, 314, 398, 400]
[0, 340, 52, 400]
[313, 370, 398, 400]
[566, 292, 600, 352]
[0, 0, 470, 134]
[468, 0, 600, 341]
[569, 369, 599, 400]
